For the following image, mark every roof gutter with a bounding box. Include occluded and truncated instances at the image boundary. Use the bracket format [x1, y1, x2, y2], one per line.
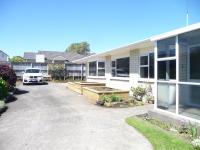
[151, 22, 200, 41]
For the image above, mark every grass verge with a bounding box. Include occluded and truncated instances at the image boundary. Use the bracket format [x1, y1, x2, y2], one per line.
[126, 117, 195, 150]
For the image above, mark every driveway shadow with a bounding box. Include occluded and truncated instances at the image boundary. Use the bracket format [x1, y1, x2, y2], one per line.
[0, 106, 8, 116]
[5, 89, 29, 103]
[5, 95, 17, 103]
[23, 82, 48, 86]
[14, 89, 29, 95]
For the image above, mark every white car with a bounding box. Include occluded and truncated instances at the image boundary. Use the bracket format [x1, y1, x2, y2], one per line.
[23, 68, 44, 85]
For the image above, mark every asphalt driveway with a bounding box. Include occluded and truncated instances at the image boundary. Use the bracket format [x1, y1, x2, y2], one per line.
[0, 83, 153, 150]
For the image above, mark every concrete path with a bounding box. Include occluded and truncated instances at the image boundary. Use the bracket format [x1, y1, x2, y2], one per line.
[0, 83, 153, 150]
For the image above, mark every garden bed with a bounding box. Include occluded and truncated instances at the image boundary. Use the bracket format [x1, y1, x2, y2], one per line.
[97, 98, 145, 108]
[126, 117, 197, 150]
[66, 82, 105, 94]
[82, 86, 129, 104]
[126, 112, 200, 150]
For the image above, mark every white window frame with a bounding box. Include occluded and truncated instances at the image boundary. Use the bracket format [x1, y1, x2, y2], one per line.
[157, 59, 176, 82]
[155, 36, 178, 114]
[88, 61, 105, 77]
[139, 52, 155, 79]
[88, 61, 97, 77]
[97, 61, 105, 76]
[111, 57, 130, 78]
[139, 54, 149, 79]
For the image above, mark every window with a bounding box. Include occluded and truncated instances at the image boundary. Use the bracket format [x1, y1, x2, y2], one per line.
[189, 46, 200, 80]
[149, 53, 155, 78]
[89, 61, 96, 76]
[140, 56, 148, 65]
[157, 36, 176, 81]
[157, 37, 176, 58]
[178, 29, 200, 119]
[158, 60, 176, 80]
[112, 61, 116, 77]
[112, 57, 129, 77]
[98, 62, 105, 76]
[116, 57, 129, 77]
[179, 29, 200, 83]
[157, 83, 176, 113]
[140, 55, 148, 78]
[88, 61, 105, 76]
[139, 53, 154, 78]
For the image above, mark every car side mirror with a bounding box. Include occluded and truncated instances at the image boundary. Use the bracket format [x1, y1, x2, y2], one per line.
[22, 71, 25, 74]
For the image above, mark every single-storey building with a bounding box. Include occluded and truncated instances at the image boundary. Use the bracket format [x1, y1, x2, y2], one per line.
[73, 22, 200, 122]
[13, 50, 87, 79]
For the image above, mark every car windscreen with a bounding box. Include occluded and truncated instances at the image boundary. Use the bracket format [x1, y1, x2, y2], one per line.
[25, 69, 40, 73]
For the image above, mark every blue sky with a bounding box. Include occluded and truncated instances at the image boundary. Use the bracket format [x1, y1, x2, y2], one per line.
[0, 0, 200, 57]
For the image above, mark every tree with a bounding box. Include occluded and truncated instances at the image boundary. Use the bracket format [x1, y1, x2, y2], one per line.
[48, 64, 65, 80]
[65, 42, 90, 55]
[0, 64, 17, 88]
[10, 56, 25, 62]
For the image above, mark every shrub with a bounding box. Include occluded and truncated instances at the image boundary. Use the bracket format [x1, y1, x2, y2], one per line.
[99, 94, 111, 103]
[110, 94, 122, 102]
[48, 64, 65, 80]
[144, 85, 154, 103]
[131, 85, 147, 101]
[99, 94, 122, 103]
[0, 64, 17, 88]
[0, 78, 8, 99]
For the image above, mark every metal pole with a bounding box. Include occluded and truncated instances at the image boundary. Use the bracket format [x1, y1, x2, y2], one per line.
[186, 0, 189, 26]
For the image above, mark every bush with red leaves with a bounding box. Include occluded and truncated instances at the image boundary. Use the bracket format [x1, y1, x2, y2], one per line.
[0, 64, 17, 87]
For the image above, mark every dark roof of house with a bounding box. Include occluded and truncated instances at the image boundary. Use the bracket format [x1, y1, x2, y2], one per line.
[23, 52, 37, 60]
[24, 51, 86, 62]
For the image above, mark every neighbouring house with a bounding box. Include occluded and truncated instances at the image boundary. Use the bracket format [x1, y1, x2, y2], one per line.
[0, 50, 9, 62]
[12, 50, 87, 79]
[73, 22, 200, 122]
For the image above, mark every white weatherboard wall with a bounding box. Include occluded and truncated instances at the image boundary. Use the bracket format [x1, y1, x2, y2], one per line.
[107, 79, 130, 90]
[87, 77, 106, 83]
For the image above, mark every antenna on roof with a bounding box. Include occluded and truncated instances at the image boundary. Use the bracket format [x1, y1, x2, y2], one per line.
[186, 0, 189, 26]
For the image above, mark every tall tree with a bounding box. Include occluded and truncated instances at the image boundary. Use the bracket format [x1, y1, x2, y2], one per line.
[65, 42, 90, 55]
[10, 56, 25, 62]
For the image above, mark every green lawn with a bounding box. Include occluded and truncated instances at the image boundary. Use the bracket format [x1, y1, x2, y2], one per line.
[126, 117, 195, 150]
